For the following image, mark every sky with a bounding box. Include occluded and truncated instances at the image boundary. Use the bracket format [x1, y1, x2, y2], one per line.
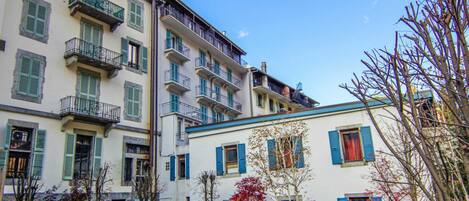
[183, 0, 412, 106]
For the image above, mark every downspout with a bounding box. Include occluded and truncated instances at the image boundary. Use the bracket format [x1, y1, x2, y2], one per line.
[150, 0, 159, 178]
[248, 70, 254, 117]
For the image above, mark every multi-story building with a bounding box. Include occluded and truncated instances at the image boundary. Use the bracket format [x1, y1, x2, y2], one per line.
[248, 62, 318, 116]
[0, 0, 153, 199]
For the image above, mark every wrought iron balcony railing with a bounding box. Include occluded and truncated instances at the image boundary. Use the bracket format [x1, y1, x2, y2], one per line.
[195, 86, 242, 112]
[160, 101, 216, 124]
[60, 96, 121, 123]
[164, 70, 191, 89]
[69, 0, 124, 30]
[165, 38, 190, 58]
[195, 58, 242, 89]
[64, 38, 122, 71]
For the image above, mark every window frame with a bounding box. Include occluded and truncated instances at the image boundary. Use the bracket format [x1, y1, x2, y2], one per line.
[127, 0, 144, 32]
[128, 41, 140, 69]
[19, 0, 51, 43]
[12, 49, 46, 103]
[73, 134, 93, 180]
[124, 81, 143, 122]
[223, 144, 238, 174]
[340, 128, 364, 163]
[122, 136, 149, 186]
[177, 154, 186, 179]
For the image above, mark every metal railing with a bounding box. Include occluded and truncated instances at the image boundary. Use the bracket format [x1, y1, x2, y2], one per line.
[195, 86, 242, 112]
[165, 38, 190, 58]
[160, 101, 216, 124]
[69, 0, 124, 21]
[164, 70, 190, 89]
[195, 58, 242, 88]
[160, 6, 243, 65]
[60, 96, 121, 122]
[268, 82, 286, 97]
[65, 38, 122, 68]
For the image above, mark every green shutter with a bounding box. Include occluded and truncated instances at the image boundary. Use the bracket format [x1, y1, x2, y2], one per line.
[31, 129, 46, 178]
[63, 133, 76, 180]
[166, 30, 172, 49]
[134, 88, 141, 116]
[93, 137, 103, 179]
[121, 38, 128, 65]
[141, 46, 148, 73]
[0, 124, 12, 169]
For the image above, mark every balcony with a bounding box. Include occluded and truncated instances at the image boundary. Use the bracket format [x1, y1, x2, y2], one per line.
[160, 6, 245, 71]
[64, 38, 122, 77]
[253, 79, 291, 103]
[60, 96, 120, 134]
[164, 70, 191, 93]
[68, 0, 124, 31]
[160, 101, 200, 121]
[195, 86, 242, 116]
[165, 38, 190, 63]
[195, 58, 242, 91]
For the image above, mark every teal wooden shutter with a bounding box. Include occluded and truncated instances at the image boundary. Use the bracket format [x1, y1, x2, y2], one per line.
[199, 50, 206, 66]
[170, 156, 175, 181]
[215, 146, 223, 176]
[121, 38, 128, 65]
[371, 197, 382, 201]
[267, 139, 277, 170]
[0, 124, 12, 169]
[93, 137, 103, 179]
[328, 130, 343, 165]
[32, 129, 46, 179]
[63, 133, 76, 180]
[227, 69, 232, 82]
[200, 78, 207, 95]
[171, 63, 179, 82]
[185, 153, 190, 179]
[166, 30, 171, 49]
[294, 137, 305, 168]
[228, 92, 234, 107]
[237, 144, 246, 174]
[141, 46, 148, 73]
[337, 198, 347, 201]
[201, 105, 208, 123]
[170, 93, 179, 112]
[361, 126, 375, 162]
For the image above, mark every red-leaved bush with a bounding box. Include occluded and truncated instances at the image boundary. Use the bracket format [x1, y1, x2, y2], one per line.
[230, 177, 266, 201]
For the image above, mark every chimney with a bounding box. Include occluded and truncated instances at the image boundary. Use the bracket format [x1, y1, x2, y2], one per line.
[260, 62, 267, 73]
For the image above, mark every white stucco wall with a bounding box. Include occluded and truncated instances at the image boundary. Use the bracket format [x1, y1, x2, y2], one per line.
[188, 106, 394, 201]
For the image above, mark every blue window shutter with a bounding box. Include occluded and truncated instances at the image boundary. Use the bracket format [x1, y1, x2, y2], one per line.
[185, 153, 190, 179]
[121, 38, 128, 65]
[170, 155, 176, 181]
[361, 126, 375, 161]
[32, 129, 46, 178]
[328, 130, 343, 165]
[166, 30, 171, 49]
[371, 197, 382, 201]
[294, 137, 305, 168]
[267, 139, 277, 170]
[337, 198, 347, 201]
[237, 144, 246, 174]
[216, 146, 223, 176]
[92, 137, 103, 179]
[141, 46, 148, 73]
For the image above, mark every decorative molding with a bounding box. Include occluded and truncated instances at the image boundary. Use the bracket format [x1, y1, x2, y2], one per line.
[11, 49, 46, 104]
[19, 0, 51, 44]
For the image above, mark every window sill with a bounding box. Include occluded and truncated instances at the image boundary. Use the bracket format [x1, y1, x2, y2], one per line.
[222, 173, 241, 178]
[340, 161, 367, 168]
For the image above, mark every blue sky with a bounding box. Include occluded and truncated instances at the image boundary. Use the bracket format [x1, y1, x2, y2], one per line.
[183, 0, 411, 105]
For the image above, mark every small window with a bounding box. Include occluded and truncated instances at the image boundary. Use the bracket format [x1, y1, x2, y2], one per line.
[257, 94, 264, 107]
[128, 42, 140, 69]
[165, 162, 170, 171]
[123, 141, 149, 185]
[7, 127, 33, 178]
[124, 82, 142, 122]
[269, 99, 275, 112]
[124, 158, 133, 182]
[177, 118, 183, 140]
[177, 155, 186, 179]
[128, 0, 144, 32]
[12, 49, 46, 103]
[224, 145, 238, 174]
[74, 135, 93, 179]
[340, 129, 363, 162]
[20, 0, 51, 43]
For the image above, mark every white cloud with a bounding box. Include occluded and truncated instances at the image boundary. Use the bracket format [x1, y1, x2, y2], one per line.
[363, 16, 370, 24]
[238, 30, 249, 38]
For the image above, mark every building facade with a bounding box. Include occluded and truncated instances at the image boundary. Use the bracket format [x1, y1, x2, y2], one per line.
[0, 0, 153, 199]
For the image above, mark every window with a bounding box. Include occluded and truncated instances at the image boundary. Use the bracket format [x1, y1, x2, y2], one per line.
[269, 99, 275, 112]
[122, 137, 149, 185]
[124, 81, 142, 122]
[200, 105, 208, 124]
[128, 41, 140, 69]
[170, 62, 179, 82]
[177, 155, 186, 179]
[177, 118, 183, 140]
[228, 91, 234, 107]
[267, 137, 304, 170]
[227, 69, 232, 82]
[224, 145, 238, 174]
[165, 162, 170, 171]
[213, 60, 220, 75]
[135, 159, 148, 181]
[12, 49, 46, 103]
[170, 93, 179, 113]
[341, 129, 363, 162]
[214, 85, 221, 102]
[257, 94, 264, 107]
[7, 127, 33, 178]
[128, 0, 144, 32]
[20, 0, 51, 43]
[74, 135, 93, 179]
[216, 112, 224, 123]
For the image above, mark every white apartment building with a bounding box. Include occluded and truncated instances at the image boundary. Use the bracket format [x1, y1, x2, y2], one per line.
[0, 0, 153, 199]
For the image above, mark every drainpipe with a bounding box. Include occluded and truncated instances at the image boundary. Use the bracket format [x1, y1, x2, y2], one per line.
[150, 0, 159, 180]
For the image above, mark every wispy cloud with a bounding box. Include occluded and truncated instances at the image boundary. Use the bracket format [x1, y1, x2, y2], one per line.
[363, 16, 370, 24]
[238, 30, 249, 38]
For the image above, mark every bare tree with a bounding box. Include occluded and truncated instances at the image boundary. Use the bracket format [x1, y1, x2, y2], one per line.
[133, 162, 165, 201]
[196, 171, 218, 201]
[341, 0, 469, 200]
[248, 120, 312, 201]
[12, 175, 42, 201]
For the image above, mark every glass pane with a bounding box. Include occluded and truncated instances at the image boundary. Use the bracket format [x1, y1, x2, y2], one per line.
[84, 23, 92, 43]
[37, 5, 46, 20]
[26, 17, 35, 32]
[21, 57, 31, 74]
[89, 77, 97, 96]
[130, 14, 135, 24]
[28, 2, 37, 16]
[18, 75, 29, 93]
[29, 77, 39, 95]
[124, 158, 132, 182]
[130, 3, 135, 12]
[35, 20, 44, 35]
[31, 60, 40, 76]
[136, 16, 141, 26]
[133, 102, 139, 115]
[127, 87, 134, 101]
[126, 101, 133, 115]
[80, 74, 89, 94]
[136, 5, 141, 15]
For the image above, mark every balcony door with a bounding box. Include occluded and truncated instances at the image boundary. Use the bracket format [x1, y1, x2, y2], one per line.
[77, 71, 100, 115]
[80, 21, 103, 59]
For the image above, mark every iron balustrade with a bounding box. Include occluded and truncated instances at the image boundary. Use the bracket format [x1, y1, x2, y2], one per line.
[69, 0, 124, 21]
[165, 38, 190, 58]
[65, 38, 122, 69]
[268, 82, 286, 97]
[60, 96, 121, 123]
[195, 86, 242, 112]
[164, 70, 191, 89]
[160, 101, 216, 124]
[161, 6, 243, 65]
[195, 58, 242, 88]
